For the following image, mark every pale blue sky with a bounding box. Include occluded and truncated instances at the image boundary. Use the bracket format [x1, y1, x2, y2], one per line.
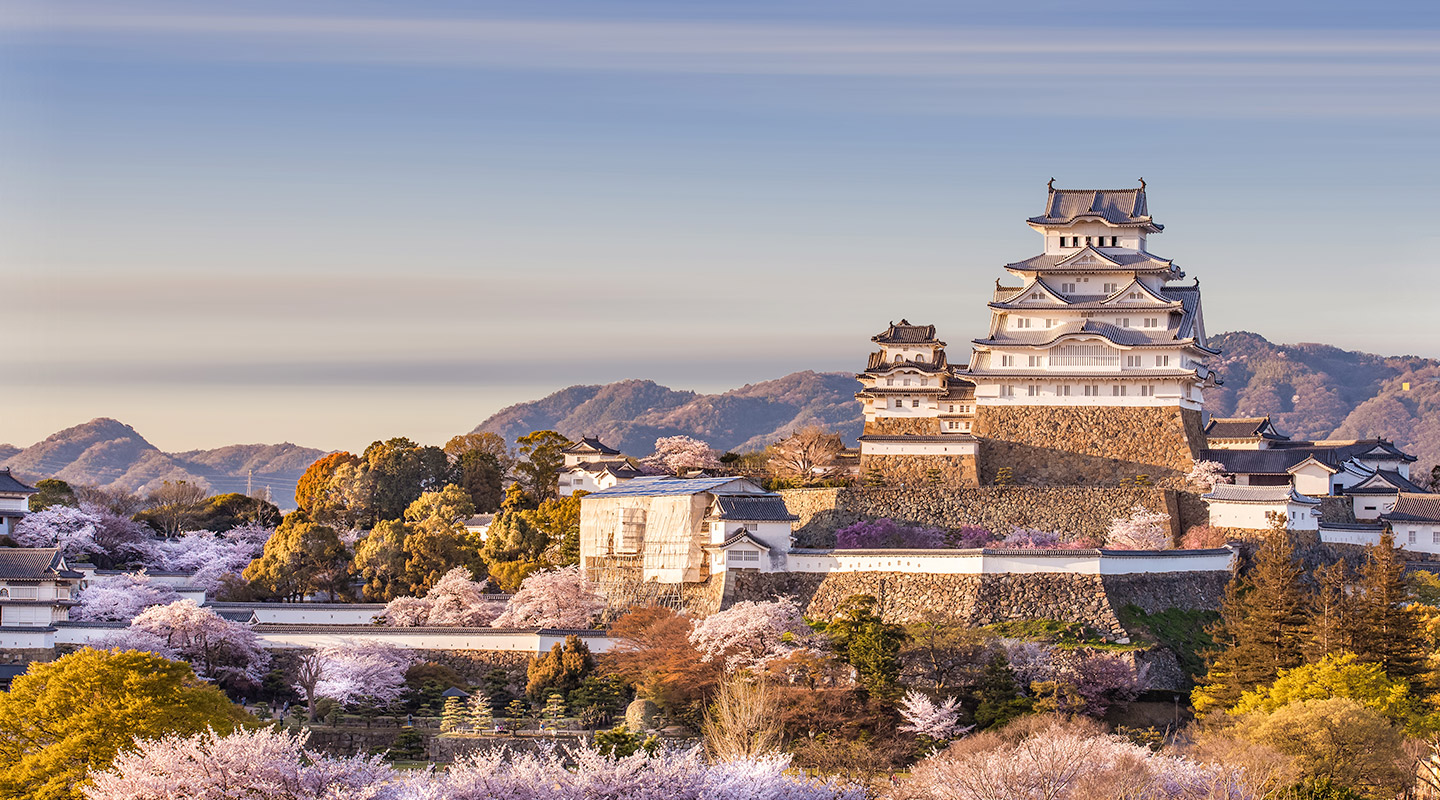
[3, 1, 1439, 452]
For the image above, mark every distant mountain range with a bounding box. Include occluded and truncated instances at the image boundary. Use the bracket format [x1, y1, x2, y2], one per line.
[5, 334, 1436, 509]
[471, 370, 866, 455]
[0, 418, 328, 507]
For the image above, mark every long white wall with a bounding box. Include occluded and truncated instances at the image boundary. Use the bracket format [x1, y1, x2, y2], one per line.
[783, 547, 1234, 576]
[206, 602, 393, 625]
[48, 621, 614, 654]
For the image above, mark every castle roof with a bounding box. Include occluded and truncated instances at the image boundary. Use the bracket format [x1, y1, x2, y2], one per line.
[0, 469, 36, 495]
[863, 350, 949, 374]
[974, 319, 1201, 350]
[1202, 439, 1417, 476]
[562, 437, 621, 456]
[1204, 416, 1287, 441]
[1027, 186, 1162, 230]
[709, 495, 798, 522]
[567, 461, 645, 479]
[1344, 469, 1427, 495]
[1004, 248, 1176, 275]
[1203, 484, 1320, 505]
[0, 548, 81, 580]
[1382, 493, 1440, 523]
[872, 320, 944, 346]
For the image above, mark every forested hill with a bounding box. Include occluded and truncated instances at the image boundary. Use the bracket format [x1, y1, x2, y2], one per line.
[472, 371, 867, 455]
[1207, 332, 1440, 472]
[0, 418, 327, 506]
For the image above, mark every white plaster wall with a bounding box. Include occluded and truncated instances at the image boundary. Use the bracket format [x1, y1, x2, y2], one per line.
[0, 495, 29, 512]
[206, 603, 391, 625]
[51, 623, 615, 653]
[1352, 497, 1397, 521]
[1206, 501, 1319, 531]
[1290, 464, 1333, 497]
[1319, 527, 1384, 547]
[0, 626, 53, 648]
[859, 440, 978, 456]
[1394, 523, 1440, 554]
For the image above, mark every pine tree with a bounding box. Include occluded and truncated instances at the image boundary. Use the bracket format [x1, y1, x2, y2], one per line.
[505, 697, 532, 730]
[466, 692, 494, 733]
[1304, 560, 1358, 661]
[543, 692, 566, 724]
[439, 696, 464, 732]
[1193, 527, 1308, 712]
[1352, 532, 1427, 681]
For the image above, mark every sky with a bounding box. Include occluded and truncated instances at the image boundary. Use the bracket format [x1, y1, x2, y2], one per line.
[3, 0, 1439, 454]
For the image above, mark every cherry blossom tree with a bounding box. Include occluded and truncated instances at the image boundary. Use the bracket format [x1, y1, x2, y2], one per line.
[688, 598, 812, 672]
[767, 426, 845, 481]
[1185, 459, 1232, 491]
[294, 641, 412, 721]
[1105, 506, 1172, 550]
[999, 528, 1094, 550]
[85, 503, 159, 568]
[84, 727, 401, 800]
[835, 519, 946, 549]
[491, 565, 606, 629]
[1003, 640, 1059, 686]
[73, 571, 182, 622]
[88, 628, 179, 659]
[12, 505, 103, 560]
[380, 567, 496, 627]
[954, 526, 997, 549]
[152, 526, 270, 592]
[898, 690, 969, 740]
[641, 436, 722, 475]
[130, 600, 270, 686]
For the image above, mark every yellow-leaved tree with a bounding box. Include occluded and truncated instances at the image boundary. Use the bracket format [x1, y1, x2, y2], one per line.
[0, 648, 247, 800]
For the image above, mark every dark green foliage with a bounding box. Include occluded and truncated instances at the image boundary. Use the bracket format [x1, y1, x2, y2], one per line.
[386, 727, 426, 761]
[526, 635, 594, 700]
[28, 479, 77, 512]
[188, 492, 282, 531]
[972, 654, 1032, 729]
[1351, 532, 1427, 681]
[569, 675, 628, 727]
[985, 619, 1115, 649]
[824, 595, 906, 701]
[403, 662, 467, 713]
[513, 430, 572, 500]
[593, 726, 659, 758]
[1116, 606, 1219, 684]
[457, 450, 505, 513]
[362, 438, 454, 524]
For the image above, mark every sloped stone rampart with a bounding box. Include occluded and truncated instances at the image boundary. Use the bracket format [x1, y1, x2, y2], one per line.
[863, 418, 942, 436]
[778, 486, 1208, 549]
[586, 555, 727, 619]
[858, 453, 978, 488]
[973, 405, 1203, 486]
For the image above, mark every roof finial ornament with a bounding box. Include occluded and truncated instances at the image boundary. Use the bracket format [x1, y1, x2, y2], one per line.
[1047, 177, 1054, 190]
[1138, 177, 1146, 191]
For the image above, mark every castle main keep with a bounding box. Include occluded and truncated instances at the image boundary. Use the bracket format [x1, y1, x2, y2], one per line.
[857, 182, 1219, 486]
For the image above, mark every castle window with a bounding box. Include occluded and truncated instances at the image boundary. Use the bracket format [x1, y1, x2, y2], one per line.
[948, 405, 956, 413]
[1144, 318, 1159, 328]
[1113, 385, 1127, 396]
[1104, 283, 1118, 293]
[947, 421, 959, 430]
[1083, 385, 1100, 396]
[1433, 531, 1439, 545]
[1140, 385, 1155, 397]
[1084, 236, 1092, 245]
[1156, 355, 1170, 367]
[1015, 318, 1032, 329]
[894, 354, 902, 362]
[1030, 293, 1039, 300]
[911, 399, 920, 408]
[1045, 319, 1057, 328]
[886, 378, 894, 386]
[1028, 355, 1042, 367]
[1061, 283, 1076, 293]
[1001, 355, 1015, 367]
[1126, 355, 1142, 367]
[1027, 385, 1039, 396]
[1410, 531, 1418, 545]
[916, 354, 926, 363]
[1057, 385, 1071, 396]
[903, 378, 911, 386]
[1000, 385, 1016, 397]
[1119, 318, 1130, 327]
[893, 399, 903, 408]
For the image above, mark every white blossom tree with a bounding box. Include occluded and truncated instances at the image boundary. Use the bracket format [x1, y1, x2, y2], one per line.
[129, 600, 270, 686]
[380, 595, 433, 627]
[641, 436, 721, 475]
[88, 628, 179, 660]
[73, 571, 182, 622]
[293, 640, 412, 721]
[84, 727, 401, 800]
[12, 506, 103, 560]
[688, 598, 812, 672]
[1104, 505, 1172, 550]
[380, 567, 495, 627]
[768, 426, 845, 481]
[491, 566, 606, 629]
[1185, 459, 1232, 491]
[152, 527, 270, 592]
[897, 690, 969, 740]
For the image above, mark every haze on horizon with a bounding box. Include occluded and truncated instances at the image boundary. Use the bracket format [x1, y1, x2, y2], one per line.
[3, 0, 1438, 454]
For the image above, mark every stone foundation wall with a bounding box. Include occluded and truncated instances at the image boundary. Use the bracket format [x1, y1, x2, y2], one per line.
[858, 453, 978, 488]
[863, 417, 942, 436]
[1319, 497, 1356, 524]
[973, 405, 1203, 486]
[587, 555, 727, 619]
[728, 568, 1231, 640]
[778, 486, 1208, 548]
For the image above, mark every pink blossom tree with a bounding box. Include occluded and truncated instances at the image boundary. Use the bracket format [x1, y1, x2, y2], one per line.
[491, 565, 606, 629]
[152, 527, 270, 592]
[641, 436, 722, 475]
[380, 567, 496, 627]
[73, 571, 182, 622]
[294, 640, 412, 721]
[84, 503, 159, 568]
[898, 690, 970, 741]
[1104, 506, 1172, 550]
[835, 519, 946, 549]
[688, 598, 812, 672]
[1185, 459, 1232, 491]
[954, 526, 997, 549]
[13, 505, 103, 560]
[88, 628, 179, 659]
[380, 595, 433, 627]
[84, 727, 401, 800]
[129, 600, 270, 686]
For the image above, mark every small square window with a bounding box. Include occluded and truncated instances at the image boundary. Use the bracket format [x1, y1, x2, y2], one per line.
[911, 399, 920, 408]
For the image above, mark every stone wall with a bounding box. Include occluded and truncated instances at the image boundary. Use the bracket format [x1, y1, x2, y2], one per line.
[858, 453, 978, 488]
[1319, 496, 1356, 524]
[863, 417, 942, 436]
[973, 406, 1203, 486]
[587, 556, 727, 619]
[728, 568, 1231, 641]
[779, 486, 1208, 548]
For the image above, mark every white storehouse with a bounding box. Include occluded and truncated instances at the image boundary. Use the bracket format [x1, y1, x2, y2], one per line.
[1382, 494, 1440, 553]
[559, 437, 643, 496]
[965, 182, 1218, 410]
[0, 548, 81, 627]
[1201, 484, 1321, 531]
[0, 469, 36, 538]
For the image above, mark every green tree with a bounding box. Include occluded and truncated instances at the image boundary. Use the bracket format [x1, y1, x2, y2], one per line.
[513, 430, 572, 500]
[28, 479, 77, 512]
[1351, 531, 1428, 681]
[444, 432, 517, 477]
[242, 513, 352, 601]
[481, 485, 550, 570]
[456, 450, 506, 513]
[295, 451, 360, 519]
[1233, 698, 1409, 797]
[353, 519, 410, 601]
[0, 649, 246, 800]
[354, 485, 481, 600]
[527, 634, 595, 700]
[188, 492, 282, 532]
[1230, 651, 1434, 735]
[825, 594, 906, 701]
[362, 438, 454, 523]
[1193, 529, 1309, 713]
[973, 652, 1033, 729]
[504, 697, 533, 730]
[543, 693, 566, 724]
[440, 696, 465, 732]
[1305, 560, 1358, 662]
